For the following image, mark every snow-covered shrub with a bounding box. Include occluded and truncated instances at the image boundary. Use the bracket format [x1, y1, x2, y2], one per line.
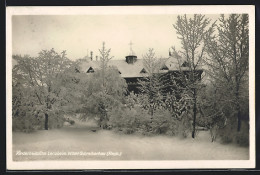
[69, 119, 75, 125]
[218, 119, 249, 146]
[217, 119, 235, 144]
[234, 121, 249, 146]
[12, 110, 45, 132]
[175, 115, 193, 138]
[108, 106, 150, 134]
[109, 105, 184, 136]
[148, 109, 175, 135]
[48, 114, 65, 129]
[13, 115, 39, 133]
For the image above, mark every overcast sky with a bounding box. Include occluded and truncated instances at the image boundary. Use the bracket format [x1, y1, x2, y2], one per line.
[12, 15, 219, 60]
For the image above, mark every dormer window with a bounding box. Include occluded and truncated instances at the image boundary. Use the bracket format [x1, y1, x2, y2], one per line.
[160, 64, 169, 70]
[87, 67, 94, 73]
[140, 68, 147, 73]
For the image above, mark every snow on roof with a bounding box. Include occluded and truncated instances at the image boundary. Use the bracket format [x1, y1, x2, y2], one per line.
[109, 59, 146, 78]
[79, 56, 202, 78]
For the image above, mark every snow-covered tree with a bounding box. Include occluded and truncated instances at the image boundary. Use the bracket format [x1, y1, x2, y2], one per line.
[99, 42, 114, 91]
[68, 43, 127, 128]
[12, 49, 72, 130]
[172, 14, 214, 138]
[204, 14, 249, 132]
[137, 48, 166, 117]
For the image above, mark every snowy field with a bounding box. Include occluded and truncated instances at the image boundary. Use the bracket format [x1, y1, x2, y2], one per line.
[12, 119, 249, 161]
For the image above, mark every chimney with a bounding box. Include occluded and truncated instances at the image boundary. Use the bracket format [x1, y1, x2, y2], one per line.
[90, 51, 93, 61]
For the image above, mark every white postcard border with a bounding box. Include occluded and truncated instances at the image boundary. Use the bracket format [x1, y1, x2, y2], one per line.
[6, 5, 255, 170]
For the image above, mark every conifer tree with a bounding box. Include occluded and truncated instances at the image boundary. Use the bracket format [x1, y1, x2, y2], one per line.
[138, 48, 166, 117]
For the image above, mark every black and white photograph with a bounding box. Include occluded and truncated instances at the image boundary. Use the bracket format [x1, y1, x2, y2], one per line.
[6, 6, 255, 169]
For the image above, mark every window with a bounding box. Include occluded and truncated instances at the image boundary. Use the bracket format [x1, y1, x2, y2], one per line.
[160, 64, 169, 70]
[140, 68, 147, 73]
[87, 67, 94, 73]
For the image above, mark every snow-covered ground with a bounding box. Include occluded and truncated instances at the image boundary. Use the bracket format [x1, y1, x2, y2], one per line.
[12, 119, 249, 161]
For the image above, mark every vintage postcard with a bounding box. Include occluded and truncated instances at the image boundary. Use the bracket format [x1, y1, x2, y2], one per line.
[6, 5, 255, 169]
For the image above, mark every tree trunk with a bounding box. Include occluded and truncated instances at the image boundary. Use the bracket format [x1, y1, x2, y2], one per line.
[151, 104, 154, 117]
[235, 84, 241, 132]
[44, 113, 49, 130]
[237, 106, 241, 132]
[192, 89, 197, 138]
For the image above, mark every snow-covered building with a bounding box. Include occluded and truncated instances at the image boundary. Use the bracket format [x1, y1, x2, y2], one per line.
[78, 45, 203, 93]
